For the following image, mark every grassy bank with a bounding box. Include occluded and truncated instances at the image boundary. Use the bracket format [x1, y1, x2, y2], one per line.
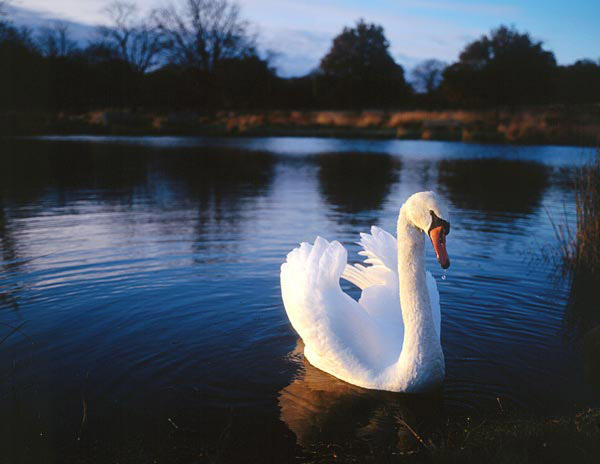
[299, 408, 600, 464]
[16, 407, 596, 463]
[2, 105, 600, 146]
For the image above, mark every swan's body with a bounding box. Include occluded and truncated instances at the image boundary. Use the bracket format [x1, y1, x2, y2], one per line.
[280, 191, 450, 392]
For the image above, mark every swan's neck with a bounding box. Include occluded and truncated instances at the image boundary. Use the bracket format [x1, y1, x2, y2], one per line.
[395, 208, 443, 390]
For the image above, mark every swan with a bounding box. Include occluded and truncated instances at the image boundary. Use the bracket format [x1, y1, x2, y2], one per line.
[280, 191, 451, 392]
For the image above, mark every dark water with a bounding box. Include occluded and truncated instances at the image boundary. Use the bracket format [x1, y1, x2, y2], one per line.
[0, 136, 595, 461]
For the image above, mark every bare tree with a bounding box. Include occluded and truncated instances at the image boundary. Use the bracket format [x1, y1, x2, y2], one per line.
[152, 0, 256, 72]
[37, 21, 77, 57]
[411, 59, 447, 94]
[99, 0, 167, 72]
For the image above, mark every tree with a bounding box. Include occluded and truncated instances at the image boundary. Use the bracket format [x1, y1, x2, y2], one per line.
[37, 21, 77, 57]
[318, 19, 408, 108]
[556, 59, 600, 104]
[76, 41, 121, 64]
[99, 1, 167, 73]
[152, 0, 256, 72]
[441, 25, 556, 106]
[0, 22, 47, 109]
[213, 55, 275, 108]
[411, 59, 446, 94]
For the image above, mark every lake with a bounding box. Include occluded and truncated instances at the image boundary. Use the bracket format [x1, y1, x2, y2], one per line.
[0, 136, 596, 461]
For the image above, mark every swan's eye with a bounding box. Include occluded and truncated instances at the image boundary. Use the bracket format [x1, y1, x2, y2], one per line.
[429, 210, 450, 235]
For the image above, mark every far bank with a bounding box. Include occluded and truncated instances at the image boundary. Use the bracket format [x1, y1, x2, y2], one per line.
[2, 105, 599, 146]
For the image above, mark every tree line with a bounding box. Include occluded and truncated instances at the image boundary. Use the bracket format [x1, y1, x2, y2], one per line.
[1, 0, 599, 112]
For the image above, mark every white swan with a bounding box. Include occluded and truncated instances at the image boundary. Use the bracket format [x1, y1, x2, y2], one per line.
[280, 191, 451, 392]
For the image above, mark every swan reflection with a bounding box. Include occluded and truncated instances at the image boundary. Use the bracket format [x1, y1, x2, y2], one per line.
[278, 341, 445, 456]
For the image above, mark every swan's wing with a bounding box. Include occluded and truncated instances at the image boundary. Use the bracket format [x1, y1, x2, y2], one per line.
[341, 226, 398, 290]
[281, 237, 396, 380]
[340, 226, 440, 340]
[340, 227, 401, 330]
[426, 271, 441, 338]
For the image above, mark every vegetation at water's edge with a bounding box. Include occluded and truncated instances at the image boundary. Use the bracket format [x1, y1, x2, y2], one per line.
[550, 148, 600, 392]
[562, 150, 600, 330]
[299, 409, 600, 464]
[11, 406, 598, 463]
[2, 106, 599, 147]
[552, 149, 600, 330]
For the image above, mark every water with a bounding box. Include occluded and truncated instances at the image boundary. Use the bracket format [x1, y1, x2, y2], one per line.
[0, 136, 595, 461]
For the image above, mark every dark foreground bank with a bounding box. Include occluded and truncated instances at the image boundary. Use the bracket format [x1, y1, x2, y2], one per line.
[9, 406, 600, 464]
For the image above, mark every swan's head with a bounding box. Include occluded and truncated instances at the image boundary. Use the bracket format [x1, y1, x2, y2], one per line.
[403, 191, 451, 269]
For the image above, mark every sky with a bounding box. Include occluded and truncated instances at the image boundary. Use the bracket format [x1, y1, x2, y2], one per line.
[8, 0, 600, 77]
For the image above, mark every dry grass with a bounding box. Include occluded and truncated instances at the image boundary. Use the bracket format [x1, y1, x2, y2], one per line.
[429, 408, 600, 464]
[297, 409, 600, 464]
[573, 150, 600, 273]
[2, 106, 599, 145]
[557, 149, 600, 333]
[214, 106, 600, 145]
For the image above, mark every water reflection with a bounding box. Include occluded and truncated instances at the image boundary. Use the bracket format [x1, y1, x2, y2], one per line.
[279, 341, 444, 457]
[0, 140, 275, 210]
[0, 140, 150, 207]
[0, 140, 275, 256]
[158, 147, 275, 263]
[0, 187, 25, 310]
[437, 158, 549, 217]
[316, 152, 401, 225]
[160, 146, 274, 217]
[0, 201, 15, 263]
[0, 140, 277, 310]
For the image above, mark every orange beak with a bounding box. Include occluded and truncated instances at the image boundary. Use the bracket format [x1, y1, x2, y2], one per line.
[429, 226, 450, 269]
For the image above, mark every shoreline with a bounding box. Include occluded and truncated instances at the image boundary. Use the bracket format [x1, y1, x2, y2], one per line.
[9, 407, 598, 463]
[2, 105, 599, 147]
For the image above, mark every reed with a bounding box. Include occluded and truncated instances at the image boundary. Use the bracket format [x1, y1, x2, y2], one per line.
[0, 321, 26, 346]
[573, 150, 600, 270]
[561, 149, 600, 333]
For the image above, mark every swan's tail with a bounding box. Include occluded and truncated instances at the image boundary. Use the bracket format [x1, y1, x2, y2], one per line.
[280, 237, 347, 333]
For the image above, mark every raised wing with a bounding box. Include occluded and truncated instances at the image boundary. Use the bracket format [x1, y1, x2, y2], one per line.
[339, 226, 404, 350]
[341, 226, 441, 338]
[341, 226, 397, 290]
[281, 237, 396, 382]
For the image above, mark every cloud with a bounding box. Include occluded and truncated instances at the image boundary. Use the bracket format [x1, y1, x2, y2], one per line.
[406, 0, 519, 16]
[16, 0, 107, 25]
[7, 4, 97, 43]
[9, 0, 522, 76]
[258, 28, 331, 77]
[241, 0, 485, 75]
